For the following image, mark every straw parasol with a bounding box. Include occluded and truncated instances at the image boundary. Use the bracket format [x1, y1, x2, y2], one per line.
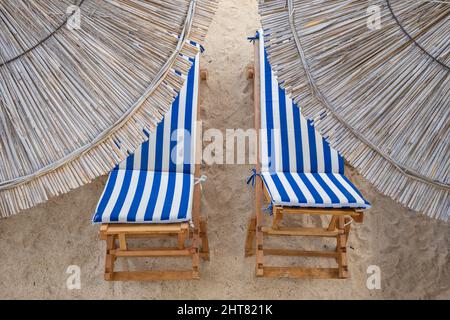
[259, 0, 449, 220]
[0, 0, 217, 217]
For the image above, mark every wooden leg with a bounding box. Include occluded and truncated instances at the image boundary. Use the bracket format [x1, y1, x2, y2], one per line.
[327, 215, 338, 231]
[200, 68, 208, 81]
[271, 207, 283, 230]
[118, 233, 127, 250]
[255, 180, 264, 277]
[246, 65, 255, 80]
[178, 230, 186, 249]
[344, 217, 352, 247]
[336, 216, 349, 279]
[191, 228, 200, 279]
[105, 235, 116, 281]
[245, 215, 257, 257]
[200, 220, 210, 261]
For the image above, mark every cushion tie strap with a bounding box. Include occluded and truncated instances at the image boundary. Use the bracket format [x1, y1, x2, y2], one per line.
[246, 168, 261, 187]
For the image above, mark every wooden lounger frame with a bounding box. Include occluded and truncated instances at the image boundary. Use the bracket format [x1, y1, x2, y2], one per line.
[99, 68, 210, 281]
[245, 39, 365, 279]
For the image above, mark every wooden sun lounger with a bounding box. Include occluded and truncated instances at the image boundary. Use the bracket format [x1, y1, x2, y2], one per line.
[245, 38, 365, 279]
[98, 68, 210, 281]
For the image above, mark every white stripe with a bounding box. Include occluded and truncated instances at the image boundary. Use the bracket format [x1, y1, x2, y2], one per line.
[304, 173, 332, 204]
[285, 97, 297, 172]
[315, 131, 325, 172]
[151, 173, 169, 221]
[190, 52, 200, 173]
[118, 170, 140, 221]
[101, 169, 126, 222]
[271, 74, 282, 172]
[169, 174, 184, 221]
[262, 173, 281, 203]
[176, 77, 188, 171]
[185, 175, 194, 221]
[331, 149, 340, 173]
[161, 109, 172, 172]
[134, 172, 155, 222]
[300, 116, 311, 172]
[259, 33, 269, 172]
[147, 128, 157, 171]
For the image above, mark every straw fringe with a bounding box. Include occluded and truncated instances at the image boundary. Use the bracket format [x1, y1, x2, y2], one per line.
[259, 0, 449, 220]
[0, 0, 217, 217]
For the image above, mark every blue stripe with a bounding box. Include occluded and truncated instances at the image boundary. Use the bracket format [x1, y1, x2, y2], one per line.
[169, 97, 180, 172]
[144, 173, 162, 221]
[278, 87, 290, 171]
[323, 139, 332, 173]
[298, 174, 323, 203]
[93, 168, 119, 222]
[183, 58, 195, 174]
[154, 121, 165, 172]
[110, 157, 134, 221]
[177, 174, 192, 219]
[327, 174, 357, 204]
[264, 52, 275, 172]
[307, 120, 318, 172]
[338, 155, 345, 174]
[269, 173, 289, 202]
[160, 174, 177, 221]
[284, 172, 307, 203]
[126, 144, 149, 221]
[292, 102, 304, 172]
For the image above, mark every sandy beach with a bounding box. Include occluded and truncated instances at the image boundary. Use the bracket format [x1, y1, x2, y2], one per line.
[0, 0, 448, 299]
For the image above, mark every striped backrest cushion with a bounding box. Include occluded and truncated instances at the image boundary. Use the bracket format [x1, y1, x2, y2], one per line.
[259, 31, 344, 174]
[116, 52, 199, 175]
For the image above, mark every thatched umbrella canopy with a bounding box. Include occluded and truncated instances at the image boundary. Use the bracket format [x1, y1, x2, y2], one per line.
[0, 0, 216, 217]
[259, 0, 449, 220]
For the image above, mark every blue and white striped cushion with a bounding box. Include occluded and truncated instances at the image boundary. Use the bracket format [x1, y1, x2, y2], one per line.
[93, 171, 194, 223]
[92, 50, 200, 224]
[262, 172, 370, 209]
[259, 30, 370, 209]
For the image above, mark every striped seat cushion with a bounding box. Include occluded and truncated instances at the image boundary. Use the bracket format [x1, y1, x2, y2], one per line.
[93, 171, 194, 223]
[262, 172, 370, 209]
[258, 30, 370, 209]
[92, 48, 200, 224]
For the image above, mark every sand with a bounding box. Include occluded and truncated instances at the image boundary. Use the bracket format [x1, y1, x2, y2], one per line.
[0, 0, 448, 299]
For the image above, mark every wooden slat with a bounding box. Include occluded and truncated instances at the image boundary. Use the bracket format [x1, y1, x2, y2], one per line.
[262, 226, 342, 237]
[110, 248, 191, 257]
[281, 207, 361, 216]
[104, 223, 187, 235]
[110, 270, 196, 281]
[253, 38, 264, 277]
[262, 267, 339, 279]
[264, 248, 339, 258]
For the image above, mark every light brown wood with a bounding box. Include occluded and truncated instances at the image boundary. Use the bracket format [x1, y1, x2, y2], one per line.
[110, 271, 196, 281]
[200, 220, 210, 261]
[253, 38, 264, 277]
[200, 68, 208, 81]
[118, 233, 127, 250]
[264, 248, 339, 258]
[111, 248, 192, 257]
[246, 65, 254, 80]
[245, 216, 256, 257]
[262, 226, 342, 237]
[281, 207, 361, 217]
[262, 267, 340, 279]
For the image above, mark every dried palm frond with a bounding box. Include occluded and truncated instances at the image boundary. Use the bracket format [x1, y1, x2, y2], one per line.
[259, 0, 449, 220]
[0, 0, 217, 217]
